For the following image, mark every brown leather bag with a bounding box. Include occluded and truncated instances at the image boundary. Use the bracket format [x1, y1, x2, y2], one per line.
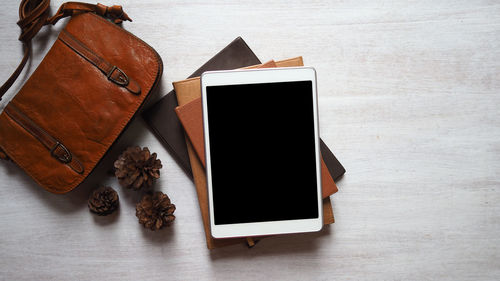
[0, 0, 163, 193]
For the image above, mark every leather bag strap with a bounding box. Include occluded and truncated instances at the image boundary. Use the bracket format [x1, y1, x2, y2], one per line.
[0, 0, 132, 101]
[4, 104, 85, 174]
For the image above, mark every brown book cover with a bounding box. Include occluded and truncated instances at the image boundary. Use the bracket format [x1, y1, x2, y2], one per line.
[174, 57, 334, 249]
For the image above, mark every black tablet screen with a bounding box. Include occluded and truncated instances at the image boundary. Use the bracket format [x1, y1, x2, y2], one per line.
[206, 81, 319, 225]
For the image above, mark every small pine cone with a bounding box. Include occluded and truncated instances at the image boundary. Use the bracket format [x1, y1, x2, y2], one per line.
[136, 191, 176, 231]
[88, 186, 119, 216]
[114, 146, 162, 190]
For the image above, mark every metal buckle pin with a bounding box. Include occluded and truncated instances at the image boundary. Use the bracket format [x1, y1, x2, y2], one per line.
[50, 142, 72, 164]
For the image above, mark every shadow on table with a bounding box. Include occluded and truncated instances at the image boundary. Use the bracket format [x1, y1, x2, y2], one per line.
[209, 225, 334, 260]
[140, 223, 176, 244]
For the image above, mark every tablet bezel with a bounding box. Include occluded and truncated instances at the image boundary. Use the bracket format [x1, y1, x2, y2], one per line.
[201, 67, 323, 238]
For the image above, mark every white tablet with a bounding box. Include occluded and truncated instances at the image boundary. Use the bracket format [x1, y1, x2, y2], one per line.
[201, 67, 323, 238]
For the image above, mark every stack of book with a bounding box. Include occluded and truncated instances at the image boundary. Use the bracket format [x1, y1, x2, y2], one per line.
[142, 38, 345, 249]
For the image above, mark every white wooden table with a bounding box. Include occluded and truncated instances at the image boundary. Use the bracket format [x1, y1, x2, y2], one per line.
[0, 1, 499, 280]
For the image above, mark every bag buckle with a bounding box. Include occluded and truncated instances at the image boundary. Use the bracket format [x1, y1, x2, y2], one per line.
[50, 142, 72, 164]
[107, 66, 129, 87]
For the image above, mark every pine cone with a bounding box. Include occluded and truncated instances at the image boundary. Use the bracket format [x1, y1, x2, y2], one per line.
[114, 146, 162, 190]
[88, 186, 119, 216]
[136, 191, 176, 231]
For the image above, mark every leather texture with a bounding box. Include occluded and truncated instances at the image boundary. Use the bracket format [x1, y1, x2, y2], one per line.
[320, 139, 346, 180]
[0, 0, 132, 100]
[174, 57, 335, 249]
[142, 37, 261, 177]
[0, 10, 163, 193]
[174, 62, 339, 198]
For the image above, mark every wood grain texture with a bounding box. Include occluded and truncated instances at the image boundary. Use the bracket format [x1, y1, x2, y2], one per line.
[0, 0, 499, 280]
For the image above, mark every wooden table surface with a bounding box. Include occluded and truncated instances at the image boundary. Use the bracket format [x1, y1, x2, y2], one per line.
[0, 1, 499, 280]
